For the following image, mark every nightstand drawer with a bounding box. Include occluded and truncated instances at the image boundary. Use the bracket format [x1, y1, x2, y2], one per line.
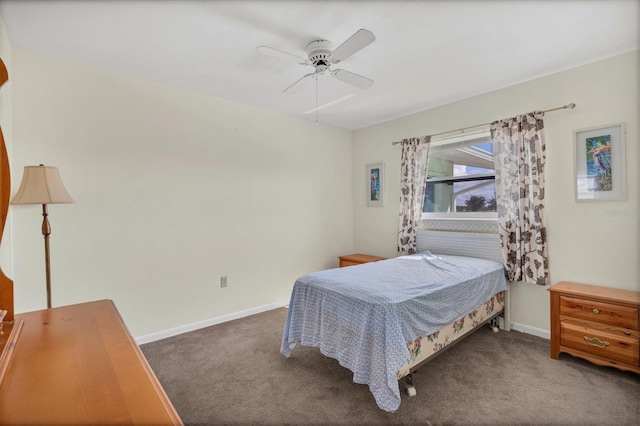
[561, 321, 639, 366]
[560, 295, 639, 330]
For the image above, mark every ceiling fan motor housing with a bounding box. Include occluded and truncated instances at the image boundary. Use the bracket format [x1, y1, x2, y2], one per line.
[306, 40, 333, 72]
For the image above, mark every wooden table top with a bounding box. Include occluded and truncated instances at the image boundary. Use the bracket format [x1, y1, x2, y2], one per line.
[549, 281, 640, 305]
[0, 299, 182, 425]
[338, 253, 387, 263]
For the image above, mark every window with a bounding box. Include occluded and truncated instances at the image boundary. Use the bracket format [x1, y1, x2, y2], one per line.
[422, 131, 497, 219]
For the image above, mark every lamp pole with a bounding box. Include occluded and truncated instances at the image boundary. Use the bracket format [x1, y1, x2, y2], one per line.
[41, 203, 52, 308]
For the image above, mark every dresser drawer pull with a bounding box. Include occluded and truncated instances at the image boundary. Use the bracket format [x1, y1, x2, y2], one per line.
[583, 336, 609, 348]
[591, 308, 600, 314]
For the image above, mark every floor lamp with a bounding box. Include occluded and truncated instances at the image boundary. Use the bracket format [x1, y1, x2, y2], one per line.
[11, 164, 74, 309]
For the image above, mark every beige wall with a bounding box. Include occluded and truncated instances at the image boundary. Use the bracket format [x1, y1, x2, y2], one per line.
[352, 50, 639, 333]
[5, 46, 354, 337]
[2, 15, 638, 338]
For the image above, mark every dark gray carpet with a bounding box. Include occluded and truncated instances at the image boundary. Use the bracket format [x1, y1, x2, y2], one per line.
[141, 308, 639, 425]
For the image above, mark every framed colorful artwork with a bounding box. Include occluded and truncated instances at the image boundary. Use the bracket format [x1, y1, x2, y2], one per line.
[574, 123, 626, 201]
[366, 163, 384, 206]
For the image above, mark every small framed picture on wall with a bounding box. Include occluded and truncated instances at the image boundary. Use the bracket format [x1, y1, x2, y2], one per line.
[574, 122, 626, 201]
[366, 163, 384, 206]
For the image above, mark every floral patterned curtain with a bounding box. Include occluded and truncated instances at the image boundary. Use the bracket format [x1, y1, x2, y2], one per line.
[490, 112, 548, 285]
[397, 136, 430, 255]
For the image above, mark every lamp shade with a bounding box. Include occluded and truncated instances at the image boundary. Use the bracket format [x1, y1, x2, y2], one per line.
[11, 165, 74, 205]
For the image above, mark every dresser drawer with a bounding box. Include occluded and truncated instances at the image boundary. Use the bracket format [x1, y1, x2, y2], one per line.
[561, 321, 639, 366]
[560, 295, 639, 330]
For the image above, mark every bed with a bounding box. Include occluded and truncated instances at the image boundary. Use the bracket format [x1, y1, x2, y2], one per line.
[280, 248, 508, 413]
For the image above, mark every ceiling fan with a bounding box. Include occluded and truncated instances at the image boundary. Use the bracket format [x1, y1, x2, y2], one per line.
[257, 29, 376, 94]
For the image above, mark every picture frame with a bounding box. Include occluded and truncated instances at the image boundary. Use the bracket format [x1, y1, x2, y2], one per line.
[366, 163, 384, 206]
[574, 123, 626, 201]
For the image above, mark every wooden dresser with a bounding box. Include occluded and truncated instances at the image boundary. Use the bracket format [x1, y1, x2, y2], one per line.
[549, 281, 640, 374]
[338, 253, 386, 267]
[0, 300, 182, 425]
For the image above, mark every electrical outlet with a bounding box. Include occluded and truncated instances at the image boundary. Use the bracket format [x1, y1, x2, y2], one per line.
[220, 276, 228, 288]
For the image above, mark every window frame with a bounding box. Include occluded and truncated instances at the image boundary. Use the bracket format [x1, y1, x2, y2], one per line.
[421, 129, 498, 222]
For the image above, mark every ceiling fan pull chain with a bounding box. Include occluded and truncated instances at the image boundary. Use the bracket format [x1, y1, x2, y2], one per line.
[315, 73, 319, 125]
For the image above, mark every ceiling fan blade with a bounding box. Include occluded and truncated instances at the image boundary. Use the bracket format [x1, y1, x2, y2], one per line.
[331, 29, 375, 62]
[256, 46, 308, 65]
[283, 72, 316, 94]
[332, 69, 374, 89]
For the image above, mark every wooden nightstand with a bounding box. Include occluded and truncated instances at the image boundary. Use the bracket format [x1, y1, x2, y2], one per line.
[548, 281, 640, 374]
[338, 253, 386, 268]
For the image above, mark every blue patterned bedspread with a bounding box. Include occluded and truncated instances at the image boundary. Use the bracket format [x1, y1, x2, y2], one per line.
[280, 252, 507, 412]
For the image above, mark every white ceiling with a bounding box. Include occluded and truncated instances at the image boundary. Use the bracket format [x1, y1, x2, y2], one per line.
[0, 1, 638, 130]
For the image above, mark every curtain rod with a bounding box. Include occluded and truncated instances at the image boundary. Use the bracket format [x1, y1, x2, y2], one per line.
[391, 102, 576, 145]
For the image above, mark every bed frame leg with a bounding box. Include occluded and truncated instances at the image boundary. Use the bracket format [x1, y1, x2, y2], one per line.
[403, 373, 417, 397]
[489, 317, 499, 333]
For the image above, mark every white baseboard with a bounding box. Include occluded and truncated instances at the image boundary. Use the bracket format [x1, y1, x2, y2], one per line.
[134, 303, 549, 345]
[511, 322, 550, 340]
[135, 301, 289, 345]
